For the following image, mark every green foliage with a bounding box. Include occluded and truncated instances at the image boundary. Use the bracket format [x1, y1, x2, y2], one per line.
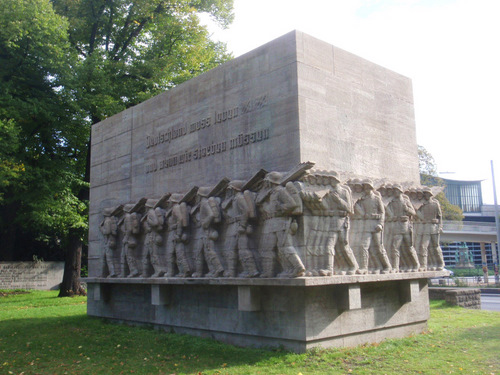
[418, 145, 464, 221]
[435, 191, 464, 221]
[1, 292, 499, 374]
[0, 0, 234, 260]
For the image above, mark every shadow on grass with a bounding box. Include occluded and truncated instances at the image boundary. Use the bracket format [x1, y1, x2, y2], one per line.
[0, 313, 293, 374]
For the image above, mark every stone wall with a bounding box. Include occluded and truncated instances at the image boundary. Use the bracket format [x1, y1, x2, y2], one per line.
[0, 262, 64, 290]
[429, 287, 481, 309]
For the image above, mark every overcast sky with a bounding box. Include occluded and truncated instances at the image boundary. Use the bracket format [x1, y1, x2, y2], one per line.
[203, 0, 500, 204]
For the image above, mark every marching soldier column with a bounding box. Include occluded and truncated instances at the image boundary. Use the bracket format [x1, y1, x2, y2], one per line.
[99, 162, 445, 279]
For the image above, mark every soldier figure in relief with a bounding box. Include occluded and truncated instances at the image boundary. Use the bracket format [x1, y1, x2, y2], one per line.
[257, 172, 306, 278]
[299, 173, 326, 276]
[142, 199, 167, 277]
[321, 171, 359, 276]
[120, 204, 143, 278]
[354, 180, 392, 274]
[385, 185, 420, 272]
[221, 180, 259, 278]
[165, 194, 192, 277]
[416, 187, 445, 271]
[192, 187, 225, 278]
[100, 207, 119, 278]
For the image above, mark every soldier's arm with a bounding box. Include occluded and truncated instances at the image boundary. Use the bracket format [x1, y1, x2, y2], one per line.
[334, 189, 351, 213]
[376, 196, 385, 226]
[353, 199, 365, 217]
[404, 196, 416, 216]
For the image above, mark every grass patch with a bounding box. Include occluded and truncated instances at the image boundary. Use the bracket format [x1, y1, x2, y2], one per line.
[0, 291, 498, 374]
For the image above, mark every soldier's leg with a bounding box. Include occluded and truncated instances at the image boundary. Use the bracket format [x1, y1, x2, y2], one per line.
[419, 234, 430, 271]
[205, 239, 224, 277]
[356, 231, 371, 274]
[238, 235, 259, 278]
[175, 242, 192, 277]
[338, 228, 358, 275]
[165, 235, 177, 277]
[191, 238, 205, 277]
[223, 231, 238, 277]
[120, 245, 128, 277]
[373, 232, 391, 273]
[126, 244, 141, 277]
[390, 234, 403, 273]
[430, 233, 444, 270]
[259, 232, 277, 278]
[321, 232, 337, 276]
[277, 231, 305, 278]
[402, 232, 419, 272]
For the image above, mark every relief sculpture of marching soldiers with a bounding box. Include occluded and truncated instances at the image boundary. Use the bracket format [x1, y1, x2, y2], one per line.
[98, 162, 445, 278]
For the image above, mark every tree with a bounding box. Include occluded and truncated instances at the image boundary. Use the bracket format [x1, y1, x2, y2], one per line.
[55, 0, 234, 296]
[0, 0, 88, 262]
[418, 145, 464, 221]
[0, 0, 234, 295]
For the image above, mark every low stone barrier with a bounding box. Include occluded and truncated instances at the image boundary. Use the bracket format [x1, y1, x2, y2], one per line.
[429, 287, 481, 309]
[0, 262, 64, 290]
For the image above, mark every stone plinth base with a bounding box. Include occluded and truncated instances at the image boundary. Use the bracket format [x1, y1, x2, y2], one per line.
[86, 272, 445, 353]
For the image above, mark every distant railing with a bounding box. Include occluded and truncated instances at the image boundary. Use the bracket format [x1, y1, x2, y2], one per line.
[442, 220, 497, 234]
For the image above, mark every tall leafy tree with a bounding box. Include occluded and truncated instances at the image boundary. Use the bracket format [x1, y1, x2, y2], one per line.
[53, 0, 234, 296]
[0, 0, 88, 262]
[0, 0, 234, 295]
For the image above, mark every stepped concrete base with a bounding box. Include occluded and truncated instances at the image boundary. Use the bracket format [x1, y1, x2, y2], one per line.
[86, 272, 444, 352]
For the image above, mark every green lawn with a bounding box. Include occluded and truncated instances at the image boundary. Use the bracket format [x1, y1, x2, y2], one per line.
[0, 290, 498, 374]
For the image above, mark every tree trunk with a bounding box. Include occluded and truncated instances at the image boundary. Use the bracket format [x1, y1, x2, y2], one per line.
[58, 229, 86, 296]
[58, 138, 91, 297]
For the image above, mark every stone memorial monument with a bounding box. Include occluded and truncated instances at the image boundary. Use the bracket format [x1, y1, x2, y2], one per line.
[86, 31, 447, 352]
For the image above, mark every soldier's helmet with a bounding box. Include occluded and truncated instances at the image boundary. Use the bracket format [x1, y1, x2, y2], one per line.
[197, 186, 212, 198]
[123, 204, 135, 213]
[169, 193, 184, 204]
[103, 207, 113, 216]
[264, 171, 283, 185]
[329, 171, 341, 183]
[362, 179, 374, 189]
[228, 180, 245, 191]
[422, 186, 433, 196]
[392, 184, 404, 193]
[145, 199, 158, 208]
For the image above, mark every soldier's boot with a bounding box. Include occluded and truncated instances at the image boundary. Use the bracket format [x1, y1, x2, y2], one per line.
[142, 258, 151, 278]
[224, 254, 237, 278]
[408, 247, 420, 272]
[356, 249, 368, 275]
[240, 256, 260, 278]
[206, 255, 224, 278]
[176, 251, 192, 278]
[286, 251, 306, 278]
[108, 261, 118, 278]
[319, 254, 334, 276]
[419, 255, 428, 272]
[305, 254, 314, 277]
[343, 247, 359, 275]
[434, 247, 445, 271]
[191, 252, 204, 277]
[164, 253, 176, 277]
[127, 256, 141, 278]
[379, 248, 392, 274]
[259, 256, 274, 278]
[391, 253, 400, 273]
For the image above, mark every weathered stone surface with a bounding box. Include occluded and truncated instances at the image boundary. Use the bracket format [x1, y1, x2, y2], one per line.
[87, 278, 431, 352]
[428, 287, 481, 309]
[88, 30, 419, 275]
[0, 262, 64, 290]
[87, 30, 431, 352]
